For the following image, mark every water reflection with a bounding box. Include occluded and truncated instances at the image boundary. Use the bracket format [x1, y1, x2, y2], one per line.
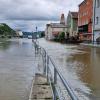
[90, 48, 100, 98]
[0, 40, 11, 50]
[68, 46, 100, 99]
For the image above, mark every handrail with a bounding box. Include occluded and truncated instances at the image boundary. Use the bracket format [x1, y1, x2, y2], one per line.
[49, 56, 78, 100]
[33, 40, 78, 100]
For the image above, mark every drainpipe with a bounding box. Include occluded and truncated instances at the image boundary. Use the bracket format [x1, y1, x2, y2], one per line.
[93, 0, 96, 44]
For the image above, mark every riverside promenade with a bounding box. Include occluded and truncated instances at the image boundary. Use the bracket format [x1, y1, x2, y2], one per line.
[29, 40, 53, 100]
[29, 40, 78, 100]
[29, 73, 52, 100]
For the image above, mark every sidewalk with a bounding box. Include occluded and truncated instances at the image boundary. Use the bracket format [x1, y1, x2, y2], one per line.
[29, 73, 53, 100]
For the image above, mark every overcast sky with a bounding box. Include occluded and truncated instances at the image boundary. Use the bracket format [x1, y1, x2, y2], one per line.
[0, 0, 83, 31]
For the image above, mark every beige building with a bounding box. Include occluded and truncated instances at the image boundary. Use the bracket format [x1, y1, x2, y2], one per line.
[45, 14, 68, 40]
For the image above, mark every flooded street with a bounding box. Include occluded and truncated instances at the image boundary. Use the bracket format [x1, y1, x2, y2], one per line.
[0, 39, 36, 100]
[0, 38, 100, 100]
[38, 38, 100, 100]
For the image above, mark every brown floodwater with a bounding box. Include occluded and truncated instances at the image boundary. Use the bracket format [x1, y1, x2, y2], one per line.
[0, 39, 36, 100]
[38, 38, 100, 100]
[0, 38, 100, 100]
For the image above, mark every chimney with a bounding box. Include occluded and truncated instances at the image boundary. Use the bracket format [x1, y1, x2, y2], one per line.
[60, 13, 65, 25]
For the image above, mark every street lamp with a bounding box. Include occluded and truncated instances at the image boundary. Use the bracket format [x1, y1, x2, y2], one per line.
[36, 26, 38, 41]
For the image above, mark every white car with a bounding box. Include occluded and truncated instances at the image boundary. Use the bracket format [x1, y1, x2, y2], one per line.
[28, 35, 32, 39]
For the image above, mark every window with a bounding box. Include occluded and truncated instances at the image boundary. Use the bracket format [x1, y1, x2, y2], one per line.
[96, 0, 100, 8]
[96, 17, 99, 24]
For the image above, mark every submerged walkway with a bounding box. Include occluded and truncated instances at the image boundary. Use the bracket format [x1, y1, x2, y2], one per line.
[80, 43, 100, 47]
[29, 73, 53, 100]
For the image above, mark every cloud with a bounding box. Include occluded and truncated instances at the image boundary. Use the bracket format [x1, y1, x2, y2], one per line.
[0, 0, 83, 31]
[0, 0, 60, 21]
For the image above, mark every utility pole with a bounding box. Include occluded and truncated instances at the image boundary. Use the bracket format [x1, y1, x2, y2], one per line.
[93, 0, 96, 44]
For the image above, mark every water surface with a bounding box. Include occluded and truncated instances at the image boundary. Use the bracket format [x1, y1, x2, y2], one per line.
[0, 39, 35, 100]
[38, 38, 100, 100]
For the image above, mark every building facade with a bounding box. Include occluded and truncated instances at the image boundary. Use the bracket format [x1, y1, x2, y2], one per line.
[67, 11, 78, 37]
[45, 23, 67, 40]
[78, 0, 93, 41]
[45, 14, 67, 40]
[93, 0, 100, 42]
[16, 30, 23, 37]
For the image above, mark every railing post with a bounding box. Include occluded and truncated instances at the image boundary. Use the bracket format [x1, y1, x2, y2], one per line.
[43, 50, 47, 75]
[54, 68, 57, 100]
[47, 55, 49, 82]
[34, 42, 38, 55]
[54, 68, 57, 84]
[34, 42, 36, 55]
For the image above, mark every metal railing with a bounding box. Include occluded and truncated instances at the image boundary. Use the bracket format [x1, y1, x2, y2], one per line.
[33, 40, 78, 100]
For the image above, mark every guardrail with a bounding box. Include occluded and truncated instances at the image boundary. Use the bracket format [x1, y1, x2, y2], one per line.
[33, 40, 78, 100]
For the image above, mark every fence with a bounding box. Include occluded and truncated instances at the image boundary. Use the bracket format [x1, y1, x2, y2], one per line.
[33, 40, 78, 100]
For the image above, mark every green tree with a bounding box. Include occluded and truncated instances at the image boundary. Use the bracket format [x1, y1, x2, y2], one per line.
[0, 23, 15, 38]
[58, 32, 65, 42]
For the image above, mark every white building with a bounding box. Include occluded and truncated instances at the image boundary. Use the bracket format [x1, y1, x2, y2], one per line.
[16, 30, 23, 37]
[45, 23, 67, 40]
[45, 14, 68, 40]
[93, 0, 100, 42]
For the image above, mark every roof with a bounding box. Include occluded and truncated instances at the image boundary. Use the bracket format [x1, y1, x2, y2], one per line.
[50, 23, 67, 28]
[70, 12, 78, 19]
[79, 0, 86, 7]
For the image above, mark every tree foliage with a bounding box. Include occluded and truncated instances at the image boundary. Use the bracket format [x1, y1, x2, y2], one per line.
[58, 32, 65, 41]
[0, 23, 15, 36]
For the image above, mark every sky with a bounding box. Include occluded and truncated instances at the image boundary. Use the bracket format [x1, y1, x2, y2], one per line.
[0, 0, 83, 32]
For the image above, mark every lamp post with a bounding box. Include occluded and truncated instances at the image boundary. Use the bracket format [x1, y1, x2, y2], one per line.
[36, 26, 38, 41]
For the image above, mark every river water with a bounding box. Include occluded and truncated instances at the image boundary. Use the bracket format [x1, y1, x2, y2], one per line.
[38, 38, 100, 100]
[0, 38, 100, 100]
[0, 39, 36, 100]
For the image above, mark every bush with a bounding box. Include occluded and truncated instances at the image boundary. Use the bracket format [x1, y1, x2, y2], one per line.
[58, 32, 65, 42]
